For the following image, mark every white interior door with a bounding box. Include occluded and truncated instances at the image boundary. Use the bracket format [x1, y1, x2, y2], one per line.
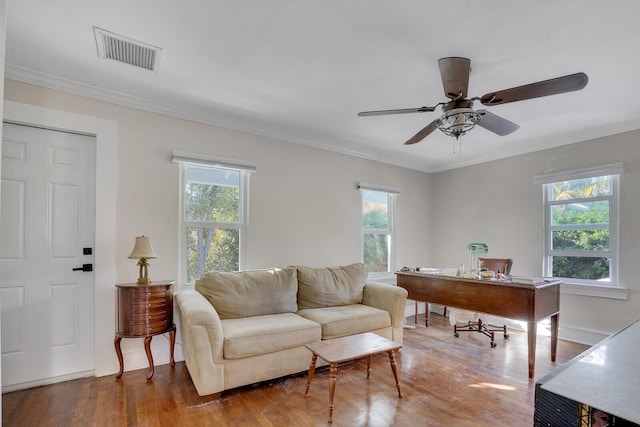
[0, 122, 96, 389]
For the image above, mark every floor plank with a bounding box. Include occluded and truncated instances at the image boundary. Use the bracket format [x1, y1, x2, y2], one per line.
[2, 313, 589, 426]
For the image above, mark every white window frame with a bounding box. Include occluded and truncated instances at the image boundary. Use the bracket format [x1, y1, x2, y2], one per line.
[359, 183, 399, 279]
[173, 152, 254, 284]
[536, 163, 626, 299]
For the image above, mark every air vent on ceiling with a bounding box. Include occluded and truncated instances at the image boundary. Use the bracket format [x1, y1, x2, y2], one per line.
[93, 27, 162, 72]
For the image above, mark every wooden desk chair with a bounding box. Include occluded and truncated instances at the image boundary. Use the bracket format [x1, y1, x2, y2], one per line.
[452, 258, 513, 347]
[479, 257, 513, 277]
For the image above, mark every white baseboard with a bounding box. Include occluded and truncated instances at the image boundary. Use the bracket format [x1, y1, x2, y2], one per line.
[2, 370, 94, 393]
[101, 335, 185, 377]
[485, 315, 609, 346]
[556, 324, 610, 346]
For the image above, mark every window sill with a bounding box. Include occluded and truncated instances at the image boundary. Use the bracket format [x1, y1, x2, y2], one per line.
[561, 282, 628, 300]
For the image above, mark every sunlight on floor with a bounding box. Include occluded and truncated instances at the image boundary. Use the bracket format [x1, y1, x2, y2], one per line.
[513, 318, 552, 337]
[469, 382, 517, 391]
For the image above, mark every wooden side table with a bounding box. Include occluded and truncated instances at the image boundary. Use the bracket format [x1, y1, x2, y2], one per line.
[114, 280, 176, 380]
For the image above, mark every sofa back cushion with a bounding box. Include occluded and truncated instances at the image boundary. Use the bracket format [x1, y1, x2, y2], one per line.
[296, 263, 368, 309]
[195, 267, 298, 319]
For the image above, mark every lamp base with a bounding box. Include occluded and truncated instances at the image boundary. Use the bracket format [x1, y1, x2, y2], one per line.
[137, 277, 151, 284]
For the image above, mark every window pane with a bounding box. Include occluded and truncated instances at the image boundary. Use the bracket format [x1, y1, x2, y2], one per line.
[551, 200, 609, 251]
[552, 256, 610, 281]
[363, 234, 388, 272]
[186, 227, 239, 282]
[362, 190, 388, 230]
[551, 175, 611, 201]
[186, 165, 239, 222]
[552, 230, 609, 251]
[551, 201, 609, 226]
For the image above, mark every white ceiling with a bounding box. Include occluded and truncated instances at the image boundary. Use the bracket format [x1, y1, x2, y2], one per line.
[6, 1, 640, 172]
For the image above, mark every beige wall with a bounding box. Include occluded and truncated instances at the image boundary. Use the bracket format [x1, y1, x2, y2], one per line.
[431, 130, 640, 342]
[3, 79, 432, 375]
[5, 75, 638, 375]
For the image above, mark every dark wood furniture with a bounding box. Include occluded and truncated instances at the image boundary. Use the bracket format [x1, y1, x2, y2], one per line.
[114, 280, 176, 380]
[304, 332, 402, 423]
[396, 272, 560, 379]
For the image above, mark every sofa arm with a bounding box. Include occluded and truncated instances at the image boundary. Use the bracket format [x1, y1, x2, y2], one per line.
[176, 290, 225, 396]
[362, 282, 408, 343]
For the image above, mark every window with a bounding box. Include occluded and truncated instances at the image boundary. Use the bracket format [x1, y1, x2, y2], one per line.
[360, 184, 398, 273]
[174, 152, 254, 283]
[542, 168, 619, 285]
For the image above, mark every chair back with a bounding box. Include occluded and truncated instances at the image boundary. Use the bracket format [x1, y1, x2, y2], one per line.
[478, 258, 513, 275]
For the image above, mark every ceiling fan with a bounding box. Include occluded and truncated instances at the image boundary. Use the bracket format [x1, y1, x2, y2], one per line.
[358, 57, 588, 147]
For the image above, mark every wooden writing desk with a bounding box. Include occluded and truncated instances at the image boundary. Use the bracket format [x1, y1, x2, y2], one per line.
[395, 272, 561, 379]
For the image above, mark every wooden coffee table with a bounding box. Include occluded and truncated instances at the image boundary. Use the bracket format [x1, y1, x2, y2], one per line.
[304, 332, 402, 423]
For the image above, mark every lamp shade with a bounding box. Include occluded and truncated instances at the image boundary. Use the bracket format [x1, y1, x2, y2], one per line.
[467, 243, 488, 257]
[128, 236, 158, 259]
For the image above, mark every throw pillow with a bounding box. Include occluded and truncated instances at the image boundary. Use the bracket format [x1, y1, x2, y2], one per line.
[195, 267, 298, 319]
[295, 263, 368, 309]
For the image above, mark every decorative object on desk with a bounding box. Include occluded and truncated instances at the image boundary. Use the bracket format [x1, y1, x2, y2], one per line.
[467, 243, 489, 279]
[511, 276, 545, 285]
[128, 235, 158, 284]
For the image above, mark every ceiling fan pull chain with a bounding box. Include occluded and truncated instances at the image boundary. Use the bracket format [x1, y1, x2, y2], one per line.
[453, 137, 462, 154]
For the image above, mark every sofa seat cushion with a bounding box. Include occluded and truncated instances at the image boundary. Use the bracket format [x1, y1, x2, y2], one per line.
[196, 267, 298, 319]
[221, 313, 321, 360]
[297, 304, 391, 339]
[296, 263, 368, 309]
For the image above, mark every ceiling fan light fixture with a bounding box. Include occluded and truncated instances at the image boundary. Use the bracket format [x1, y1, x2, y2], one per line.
[357, 57, 588, 149]
[436, 108, 482, 140]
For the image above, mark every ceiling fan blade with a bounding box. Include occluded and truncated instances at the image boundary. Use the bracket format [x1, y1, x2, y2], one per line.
[404, 120, 439, 145]
[358, 106, 436, 117]
[439, 57, 471, 99]
[480, 72, 588, 106]
[476, 110, 520, 136]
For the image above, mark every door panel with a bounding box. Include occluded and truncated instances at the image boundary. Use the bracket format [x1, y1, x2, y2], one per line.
[0, 123, 96, 388]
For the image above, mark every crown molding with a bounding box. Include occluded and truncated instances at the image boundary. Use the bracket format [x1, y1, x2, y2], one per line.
[5, 63, 432, 173]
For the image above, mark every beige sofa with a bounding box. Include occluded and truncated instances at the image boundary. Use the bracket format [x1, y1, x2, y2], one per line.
[176, 263, 408, 397]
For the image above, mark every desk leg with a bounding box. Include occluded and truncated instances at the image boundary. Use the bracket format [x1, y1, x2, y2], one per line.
[425, 304, 430, 327]
[328, 362, 338, 423]
[527, 321, 537, 380]
[550, 313, 559, 363]
[169, 328, 176, 368]
[304, 354, 317, 397]
[144, 336, 154, 381]
[114, 336, 124, 379]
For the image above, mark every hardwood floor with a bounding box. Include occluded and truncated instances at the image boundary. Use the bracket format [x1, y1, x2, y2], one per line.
[2, 313, 589, 426]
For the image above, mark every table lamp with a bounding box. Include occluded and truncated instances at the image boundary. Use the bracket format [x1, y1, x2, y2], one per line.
[128, 235, 158, 284]
[467, 243, 488, 278]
